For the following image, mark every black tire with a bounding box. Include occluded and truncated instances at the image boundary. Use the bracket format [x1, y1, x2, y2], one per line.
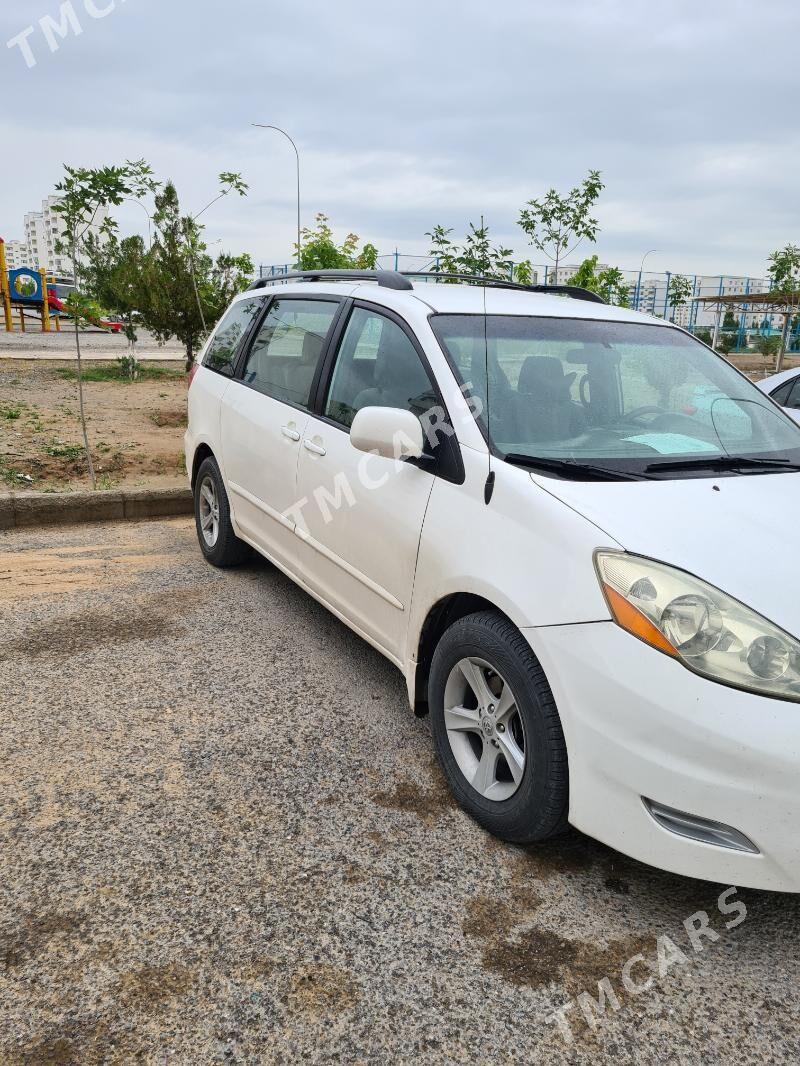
[193, 455, 251, 568]
[429, 610, 568, 844]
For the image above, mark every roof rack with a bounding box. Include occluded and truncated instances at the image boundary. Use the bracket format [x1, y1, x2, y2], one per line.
[247, 268, 606, 304]
[401, 272, 606, 304]
[248, 269, 413, 292]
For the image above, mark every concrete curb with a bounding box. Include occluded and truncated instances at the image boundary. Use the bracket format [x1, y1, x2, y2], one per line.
[0, 487, 193, 530]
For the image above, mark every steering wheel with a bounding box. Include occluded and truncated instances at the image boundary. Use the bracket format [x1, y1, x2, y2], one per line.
[614, 405, 666, 426]
[579, 374, 590, 408]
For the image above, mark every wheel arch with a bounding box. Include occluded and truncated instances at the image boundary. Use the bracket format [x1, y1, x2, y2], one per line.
[413, 593, 518, 716]
[190, 442, 215, 489]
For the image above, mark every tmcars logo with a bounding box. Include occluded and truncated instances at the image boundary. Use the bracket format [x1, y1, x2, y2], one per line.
[548, 887, 748, 1045]
[7, 0, 125, 70]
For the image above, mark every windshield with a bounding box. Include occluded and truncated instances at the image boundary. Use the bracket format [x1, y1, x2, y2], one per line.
[430, 315, 800, 478]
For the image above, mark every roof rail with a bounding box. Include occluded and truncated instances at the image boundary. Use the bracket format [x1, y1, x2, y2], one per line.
[248, 269, 413, 292]
[401, 272, 607, 304]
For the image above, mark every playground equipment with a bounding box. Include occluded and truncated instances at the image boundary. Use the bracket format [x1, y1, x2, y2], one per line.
[0, 237, 121, 333]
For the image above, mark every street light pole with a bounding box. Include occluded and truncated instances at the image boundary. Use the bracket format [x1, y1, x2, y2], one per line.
[122, 197, 152, 247]
[636, 248, 659, 312]
[252, 124, 301, 267]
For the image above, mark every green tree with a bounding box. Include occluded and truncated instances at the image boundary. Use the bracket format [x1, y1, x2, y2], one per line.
[185, 172, 249, 335]
[566, 255, 629, 306]
[83, 232, 148, 377]
[667, 274, 693, 321]
[144, 181, 254, 369]
[716, 310, 741, 354]
[426, 218, 513, 280]
[716, 317, 739, 355]
[297, 214, 378, 270]
[518, 170, 604, 280]
[52, 160, 157, 487]
[514, 260, 534, 285]
[14, 278, 36, 297]
[754, 334, 781, 359]
[768, 244, 800, 371]
[206, 252, 257, 323]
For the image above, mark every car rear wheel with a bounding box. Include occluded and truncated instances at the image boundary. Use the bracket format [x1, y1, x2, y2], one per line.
[194, 456, 250, 568]
[429, 611, 568, 843]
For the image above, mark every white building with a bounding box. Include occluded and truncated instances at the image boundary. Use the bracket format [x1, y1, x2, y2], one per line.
[543, 263, 612, 286]
[7, 195, 107, 279]
[4, 240, 28, 270]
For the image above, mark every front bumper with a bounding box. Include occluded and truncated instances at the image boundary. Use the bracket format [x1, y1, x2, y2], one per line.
[528, 621, 800, 892]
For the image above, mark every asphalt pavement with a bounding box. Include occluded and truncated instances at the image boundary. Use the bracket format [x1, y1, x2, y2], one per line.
[2, 517, 799, 1064]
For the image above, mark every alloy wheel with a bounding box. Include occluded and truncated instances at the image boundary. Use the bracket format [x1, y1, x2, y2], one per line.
[443, 656, 527, 801]
[198, 475, 220, 548]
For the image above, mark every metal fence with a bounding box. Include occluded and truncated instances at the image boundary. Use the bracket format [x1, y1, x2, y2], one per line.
[258, 255, 798, 353]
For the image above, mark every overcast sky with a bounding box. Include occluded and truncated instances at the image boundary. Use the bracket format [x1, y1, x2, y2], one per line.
[1, 0, 797, 278]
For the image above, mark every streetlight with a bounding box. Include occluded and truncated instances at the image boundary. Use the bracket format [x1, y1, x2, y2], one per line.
[252, 123, 301, 267]
[122, 197, 152, 247]
[636, 249, 659, 312]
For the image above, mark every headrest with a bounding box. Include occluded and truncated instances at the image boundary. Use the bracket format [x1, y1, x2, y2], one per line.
[519, 356, 569, 395]
[302, 330, 324, 364]
[566, 344, 618, 366]
[375, 325, 412, 388]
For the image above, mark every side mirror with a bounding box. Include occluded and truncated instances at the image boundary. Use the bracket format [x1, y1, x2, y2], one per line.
[350, 406, 424, 460]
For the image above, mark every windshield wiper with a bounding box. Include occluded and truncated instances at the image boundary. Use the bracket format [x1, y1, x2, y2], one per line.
[503, 453, 649, 482]
[645, 455, 800, 474]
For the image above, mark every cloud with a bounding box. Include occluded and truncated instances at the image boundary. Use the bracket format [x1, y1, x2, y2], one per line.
[1, 0, 798, 277]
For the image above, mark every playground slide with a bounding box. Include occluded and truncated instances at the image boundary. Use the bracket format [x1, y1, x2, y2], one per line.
[47, 292, 122, 333]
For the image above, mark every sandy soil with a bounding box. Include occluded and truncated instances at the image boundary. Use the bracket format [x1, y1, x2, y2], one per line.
[728, 352, 800, 378]
[0, 359, 188, 493]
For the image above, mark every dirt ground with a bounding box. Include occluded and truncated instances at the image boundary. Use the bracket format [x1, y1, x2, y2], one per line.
[3, 517, 800, 1064]
[728, 352, 800, 378]
[0, 359, 188, 493]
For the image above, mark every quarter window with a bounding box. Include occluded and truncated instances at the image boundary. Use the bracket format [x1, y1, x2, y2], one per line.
[325, 307, 436, 428]
[771, 380, 794, 406]
[783, 378, 800, 410]
[243, 299, 340, 408]
[203, 299, 262, 373]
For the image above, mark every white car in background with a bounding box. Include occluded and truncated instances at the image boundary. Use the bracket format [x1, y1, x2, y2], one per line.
[185, 268, 800, 893]
[756, 367, 800, 425]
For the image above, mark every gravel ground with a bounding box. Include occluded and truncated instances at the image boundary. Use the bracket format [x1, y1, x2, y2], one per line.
[3, 517, 800, 1064]
[0, 330, 184, 361]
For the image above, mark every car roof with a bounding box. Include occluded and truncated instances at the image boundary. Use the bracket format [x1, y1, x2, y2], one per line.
[756, 367, 799, 392]
[232, 279, 669, 326]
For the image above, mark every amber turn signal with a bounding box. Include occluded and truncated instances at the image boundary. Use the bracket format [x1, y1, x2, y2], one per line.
[603, 584, 679, 658]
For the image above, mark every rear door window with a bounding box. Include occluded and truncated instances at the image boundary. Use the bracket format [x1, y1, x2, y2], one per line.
[242, 299, 340, 409]
[203, 299, 263, 373]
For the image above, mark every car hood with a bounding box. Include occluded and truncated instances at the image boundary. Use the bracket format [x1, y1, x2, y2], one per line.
[532, 470, 800, 636]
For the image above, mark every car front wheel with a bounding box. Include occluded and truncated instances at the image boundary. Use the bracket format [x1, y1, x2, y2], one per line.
[429, 611, 569, 843]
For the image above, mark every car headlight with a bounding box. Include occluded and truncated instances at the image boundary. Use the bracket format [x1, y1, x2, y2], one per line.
[595, 551, 800, 702]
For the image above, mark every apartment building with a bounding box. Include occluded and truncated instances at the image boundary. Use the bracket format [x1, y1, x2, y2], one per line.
[4, 240, 28, 270]
[8, 196, 108, 279]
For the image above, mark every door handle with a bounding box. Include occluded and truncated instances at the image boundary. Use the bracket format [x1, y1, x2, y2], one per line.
[303, 438, 327, 456]
[281, 426, 301, 441]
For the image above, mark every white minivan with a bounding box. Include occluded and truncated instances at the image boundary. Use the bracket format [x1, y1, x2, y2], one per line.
[186, 269, 800, 893]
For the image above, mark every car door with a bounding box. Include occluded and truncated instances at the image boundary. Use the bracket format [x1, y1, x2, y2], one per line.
[292, 302, 446, 661]
[220, 295, 342, 569]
